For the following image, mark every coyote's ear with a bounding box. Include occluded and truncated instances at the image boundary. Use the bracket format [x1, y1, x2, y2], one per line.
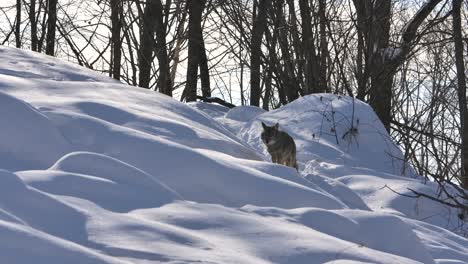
[274, 123, 279, 130]
[261, 122, 268, 130]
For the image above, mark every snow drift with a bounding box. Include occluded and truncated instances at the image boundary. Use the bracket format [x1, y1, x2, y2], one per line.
[0, 45, 467, 264]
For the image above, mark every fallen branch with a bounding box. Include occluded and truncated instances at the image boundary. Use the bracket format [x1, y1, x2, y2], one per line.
[196, 96, 236, 108]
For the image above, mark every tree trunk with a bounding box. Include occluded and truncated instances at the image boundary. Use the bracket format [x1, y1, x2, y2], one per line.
[110, 0, 122, 80]
[38, 0, 48, 52]
[170, 3, 188, 88]
[355, 28, 366, 100]
[138, 0, 158, 88]
[262, 64, 273, 110]
[453, 0, 468, 189]
[369, 60, 395, 133]
[184, 0, 205, 102]
[353, 0, 442, 132]
[285, 0, 304, 92]
[275, 0, 298, 102]
[368, 0, 392, 131]
[318, 0, 328, 92]
[299, 0, 321, 94]
[263, 17, 279, 109]
[15, 0, 21, 48]
[250, 0, 270, 106]
[199, 39, 211, 98]
[45, 0, 58, 56]
[30, 0, 38, 51]
[153, 0, 172, 96]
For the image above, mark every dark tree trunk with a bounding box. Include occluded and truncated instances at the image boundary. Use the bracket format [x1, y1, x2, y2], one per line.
[30, 0, 38, 51]
[45, 0, 58, 56]
[110, 0, 122, 80]
[262, 17, 279, 110]
[139, 0, 157, 88]
[250, 0, 270, 106]
[299, 0, 321, 94]
[368, 0, 392, 131]
[275, 0, 298, 102]
[38, 0, 48, 52]
[318, 0, 328, 92]
[262, 64, 273, 110]
[369, 60, 395, 133]
[153, 0, 172, 96]
[286, 0, 304, 91]
[199, 39, 211, 98]
[15, 0, 21, 48]
[184, 0, 205, 102]
[170, 3, 188, 90]
[353, 0, 370, 100]
[353, 0, 442, 132]
[453, 0, 468, 189]
[121, 13, 137, 86]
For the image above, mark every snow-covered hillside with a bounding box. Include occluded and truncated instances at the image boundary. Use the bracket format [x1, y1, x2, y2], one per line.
[0, 46, 467, 264]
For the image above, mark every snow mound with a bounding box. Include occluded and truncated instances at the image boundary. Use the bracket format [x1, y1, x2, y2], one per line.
[0, 169, 89, 244]
[132, 202, 427, 264]
[0, 91, 70, 170]
[35, 109, 344, 209]
[304, 174, 370, 210]
[225, 105, 266, 121]
[242, 206, 435, 264]
[50, 152, 175, 192]
[0, 221, 126, 264]
[18, 152, 181, 212]
[335, 211, 435, 264]
[237, 94, 414, 176]
[187, 101, 230, 119]
[0, 46, 115, 83]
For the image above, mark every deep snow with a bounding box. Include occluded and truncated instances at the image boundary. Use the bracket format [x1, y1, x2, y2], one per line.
[0, 45, 467, 264]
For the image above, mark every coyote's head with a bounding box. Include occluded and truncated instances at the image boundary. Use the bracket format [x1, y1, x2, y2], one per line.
[261, 122, 279, 145]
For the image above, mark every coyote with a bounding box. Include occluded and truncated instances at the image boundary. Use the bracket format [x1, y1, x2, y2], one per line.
[261, 122, 298, 170]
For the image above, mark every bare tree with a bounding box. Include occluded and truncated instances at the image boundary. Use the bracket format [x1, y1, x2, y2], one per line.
[138, 0, 158, 88]
[352, 0, 444, 132]
[250, 0, 270, 106]
[299, 0, 320, 94]
[45, 0, 58, 55]
[184, 0, 207, 101]
[2, 0, 466, 190]
[318, 0, 328, 92]
[29, 0, 38, 51]
[453, 0, 468, 189]
[110, 0, 122, 80]
[154, 0, 171, 96]
[15, 0, 21, 48]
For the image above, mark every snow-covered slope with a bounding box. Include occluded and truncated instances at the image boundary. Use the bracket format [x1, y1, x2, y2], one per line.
[210, 95, 467, 232]
[0, 45, 467, 264]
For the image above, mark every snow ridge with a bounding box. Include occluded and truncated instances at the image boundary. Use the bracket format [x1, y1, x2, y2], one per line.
[0, 46, 466, 264]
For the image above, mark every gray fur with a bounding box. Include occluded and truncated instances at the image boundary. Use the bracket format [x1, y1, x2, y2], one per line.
[261, 122, 298, 170]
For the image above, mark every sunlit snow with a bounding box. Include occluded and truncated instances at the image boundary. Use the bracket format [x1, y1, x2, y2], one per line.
[0, 46, 467, 264]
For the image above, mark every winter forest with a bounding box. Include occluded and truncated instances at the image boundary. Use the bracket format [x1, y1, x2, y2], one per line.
[1, 0, 468, 263]
[3, 0, 468, 184]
